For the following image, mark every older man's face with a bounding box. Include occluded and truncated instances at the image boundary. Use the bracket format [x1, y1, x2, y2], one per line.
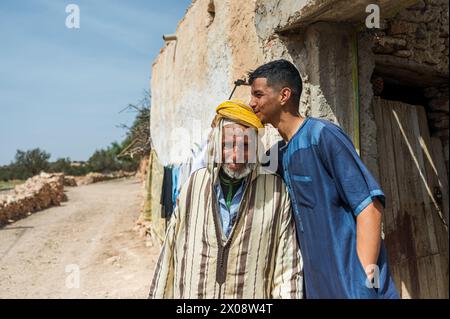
[221, 123, 256, 174]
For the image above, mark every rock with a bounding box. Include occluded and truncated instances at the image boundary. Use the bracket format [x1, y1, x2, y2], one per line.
[398, 7, 440, 23]
[105, 256, 120, 265]
[389, 20, 418, 35]
[424, 87, 440, 98]
[408, 0, 426, 10]
[427, 0, 448, 7]
[414, 37, 431, 50]
[429, 97, 449, 112]
[373, 36, 407, 53]
[371, 77, 385, 96]
[413, 50, 440, 64]
[428, 112, 449, 130]
[63, 176, 77, 187]
[394, 50, 413, 58]
[415, 23, 428, 39]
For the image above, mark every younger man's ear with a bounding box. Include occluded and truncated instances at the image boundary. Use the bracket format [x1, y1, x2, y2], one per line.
[279, 87, 292, 106]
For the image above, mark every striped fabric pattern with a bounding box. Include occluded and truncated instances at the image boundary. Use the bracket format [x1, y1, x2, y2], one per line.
[149, 167, 303, 299]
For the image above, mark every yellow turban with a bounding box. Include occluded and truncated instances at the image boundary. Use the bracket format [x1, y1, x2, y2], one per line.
[213, 100, 263, 129]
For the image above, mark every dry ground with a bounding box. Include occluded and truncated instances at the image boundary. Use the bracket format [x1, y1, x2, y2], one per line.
[0, 177, 160, 298]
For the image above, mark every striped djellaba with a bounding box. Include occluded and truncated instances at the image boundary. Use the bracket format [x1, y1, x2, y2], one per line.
[149, 167, 303, 299]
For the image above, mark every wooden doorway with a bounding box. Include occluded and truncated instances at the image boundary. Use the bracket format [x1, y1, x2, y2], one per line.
[373, 97, 449, 298]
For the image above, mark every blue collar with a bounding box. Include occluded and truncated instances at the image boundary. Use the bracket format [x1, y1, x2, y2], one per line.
[280, 117, 310, 151]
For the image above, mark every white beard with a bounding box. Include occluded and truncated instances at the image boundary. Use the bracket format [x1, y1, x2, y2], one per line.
[222, 163, 255, 179]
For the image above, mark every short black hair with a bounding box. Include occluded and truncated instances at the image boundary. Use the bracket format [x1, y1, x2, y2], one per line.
[248, 59, 302, 103]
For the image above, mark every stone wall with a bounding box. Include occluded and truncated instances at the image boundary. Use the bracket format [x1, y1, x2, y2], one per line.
[0, 173, 66, 226]
[74, 171, 135, 186]
[374, 0, 448, 73]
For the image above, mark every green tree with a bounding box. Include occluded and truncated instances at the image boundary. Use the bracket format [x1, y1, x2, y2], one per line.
[49, 157, 72, 173]
[87, 144, 120, 173]
[14, 148, 51, 179]
[47, 158, 88, 176]
[86, 141, 139, 173]
[0, 165, 14, 181]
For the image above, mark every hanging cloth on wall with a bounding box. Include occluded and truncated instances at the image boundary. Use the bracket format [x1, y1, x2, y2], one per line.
[160, 166, 173, 219]
[171, 165, 180, 209]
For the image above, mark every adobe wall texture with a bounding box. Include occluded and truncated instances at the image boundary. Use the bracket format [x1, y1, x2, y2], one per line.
[150, 0, 265, 166]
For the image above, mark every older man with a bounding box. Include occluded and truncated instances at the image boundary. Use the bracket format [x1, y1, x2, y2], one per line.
[149, 100, 303, 299]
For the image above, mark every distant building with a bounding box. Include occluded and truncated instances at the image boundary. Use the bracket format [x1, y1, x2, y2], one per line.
[70, 161, 86, 167]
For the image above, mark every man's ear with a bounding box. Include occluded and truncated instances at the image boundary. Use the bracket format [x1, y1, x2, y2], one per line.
[279, 87, 292, 106]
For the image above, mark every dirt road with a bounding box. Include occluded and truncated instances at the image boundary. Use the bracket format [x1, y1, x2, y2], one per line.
[0, 177, 160, 299]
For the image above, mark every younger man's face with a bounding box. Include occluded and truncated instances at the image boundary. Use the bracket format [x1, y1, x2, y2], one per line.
[249, 77, 281, 125]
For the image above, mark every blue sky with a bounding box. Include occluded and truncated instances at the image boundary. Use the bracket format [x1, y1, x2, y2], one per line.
[0, 0, 191, 165]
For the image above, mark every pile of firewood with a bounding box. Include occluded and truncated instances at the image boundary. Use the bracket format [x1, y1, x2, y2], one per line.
[0, 173, 66, 226]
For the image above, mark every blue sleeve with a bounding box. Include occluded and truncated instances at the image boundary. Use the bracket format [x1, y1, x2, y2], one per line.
[317, 124, 385, 217]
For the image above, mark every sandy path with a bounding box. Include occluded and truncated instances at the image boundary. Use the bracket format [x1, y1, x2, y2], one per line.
[0, 177, 160, 299]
